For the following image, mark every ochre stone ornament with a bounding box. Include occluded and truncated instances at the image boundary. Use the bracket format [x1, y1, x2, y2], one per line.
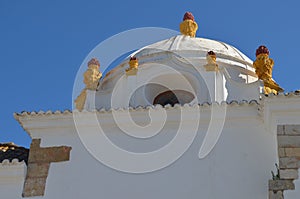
[204, 51, 219, 71]
[253, 46, 283, 94]
[180, 12, 198, 37]
[84, 58, 102, 90]
[126, 57, 139, 76]
[74, 58, 102, 111]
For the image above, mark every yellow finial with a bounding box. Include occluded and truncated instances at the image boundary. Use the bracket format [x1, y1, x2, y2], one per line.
[84, 58, 102, 90]
[180, 12, 198, 37]
[253, 46, 283, 94]
[204, 51, 219, 71]
[74, 58, 102, 111]
[126, 57, 139, 76]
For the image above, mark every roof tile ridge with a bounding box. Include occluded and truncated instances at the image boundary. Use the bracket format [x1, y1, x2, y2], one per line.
[13, 100, 263, 118]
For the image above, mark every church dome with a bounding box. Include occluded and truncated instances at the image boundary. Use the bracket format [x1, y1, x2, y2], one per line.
[74, 12, 274, 111]
[90, 32, 260, 110]
[134, 35, 253, 70]
[101, 35, 257, 91]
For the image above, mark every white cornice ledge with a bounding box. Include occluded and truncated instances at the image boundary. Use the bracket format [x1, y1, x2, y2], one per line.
[14, 100, 259, 119]
[14, 100, 260, 140]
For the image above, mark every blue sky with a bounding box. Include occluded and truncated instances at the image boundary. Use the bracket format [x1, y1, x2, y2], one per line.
[1, 0, 300, 148]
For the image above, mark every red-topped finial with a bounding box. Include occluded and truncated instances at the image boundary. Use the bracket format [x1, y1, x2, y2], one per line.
[256, 45, 270, 57]
[130, 56, 138, 61]
[207, 51, 216, 56]
[180, 12, 198, 37]
[129, 56, 138, 68]
[183, 12, 195, 21]
[88, 58, 100, 67]
[126, 56, 139, 75]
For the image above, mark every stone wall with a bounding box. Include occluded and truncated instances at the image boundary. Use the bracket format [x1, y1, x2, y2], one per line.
[22, 139, 71, 198]
[269, 125, 300, 199]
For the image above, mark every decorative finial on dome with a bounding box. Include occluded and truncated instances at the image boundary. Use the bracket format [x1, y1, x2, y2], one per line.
[253, 46, 283, 94]
[207, 51, 216, 56]
[180, 12, 198, 37]
[255, 45, 270, 57]
[74, 58, 102, 111]
[88, 58, 100, 67]
[84, 58, 102, 90]
[126, 57, 139, 76]
[183, 12, 195, 21]
[204, 51, 218, 71]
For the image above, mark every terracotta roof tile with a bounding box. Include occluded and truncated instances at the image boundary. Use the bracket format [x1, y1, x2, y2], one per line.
[0, 143, 29, 164]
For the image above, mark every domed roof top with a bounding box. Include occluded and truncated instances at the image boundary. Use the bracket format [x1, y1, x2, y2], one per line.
[101, 12, 255, 82]
[133, 35, 252, 67]
[102, 35, 254, 83]
[73, 12, 283, 111]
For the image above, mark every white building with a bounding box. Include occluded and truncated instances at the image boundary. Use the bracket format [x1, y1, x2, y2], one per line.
[1, 12, 300, 199]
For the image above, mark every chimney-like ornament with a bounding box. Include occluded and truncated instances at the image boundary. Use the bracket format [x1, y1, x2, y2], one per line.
[253, 45, 283, 94]
[74, 58, 102, 111]
[126, 57, 139, 76]
[180, 12, 198, 37]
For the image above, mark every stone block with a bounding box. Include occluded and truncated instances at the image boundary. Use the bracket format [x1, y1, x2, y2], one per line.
[285, 148, 300, 157]
[269, 180, 295, 191]
[26, 163, 50, 178]
[22, 177, 47, 197]
[279, 157, 300, 169]
[277, 125, 284, 135]
[45, 146, 72, 163]
[29, 146, 72, 163]
[22, 139, 72, 197]
[277, 136, 300, 148]
[30, 139, 41, 150]
[279, 169, 298, 180]
[284, 125, 300, 135]
[269, 191, 283, 199]
[28, 148, 52, 163]
[278, 148, 286, 158]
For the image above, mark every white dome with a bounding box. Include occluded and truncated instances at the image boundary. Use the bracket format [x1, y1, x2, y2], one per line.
[102, 35, 255, 84]
[135, 35, 252, 64]
[130, 35, 254, 72]
[93, 34, 260, 110]
[101, 35, 256, 88]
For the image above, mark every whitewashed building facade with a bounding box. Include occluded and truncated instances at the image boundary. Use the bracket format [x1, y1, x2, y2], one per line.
[1, 12, 300, 199]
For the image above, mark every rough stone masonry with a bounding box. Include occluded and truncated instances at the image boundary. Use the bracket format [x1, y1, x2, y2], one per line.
[22, 139, 71, 198]
[269, 125, 300, 199]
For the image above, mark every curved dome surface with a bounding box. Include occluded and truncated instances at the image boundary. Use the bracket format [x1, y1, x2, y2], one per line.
[133, 35, 253, 66]
[91, 34, 261, 110]
[101, 35, 256, 84]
